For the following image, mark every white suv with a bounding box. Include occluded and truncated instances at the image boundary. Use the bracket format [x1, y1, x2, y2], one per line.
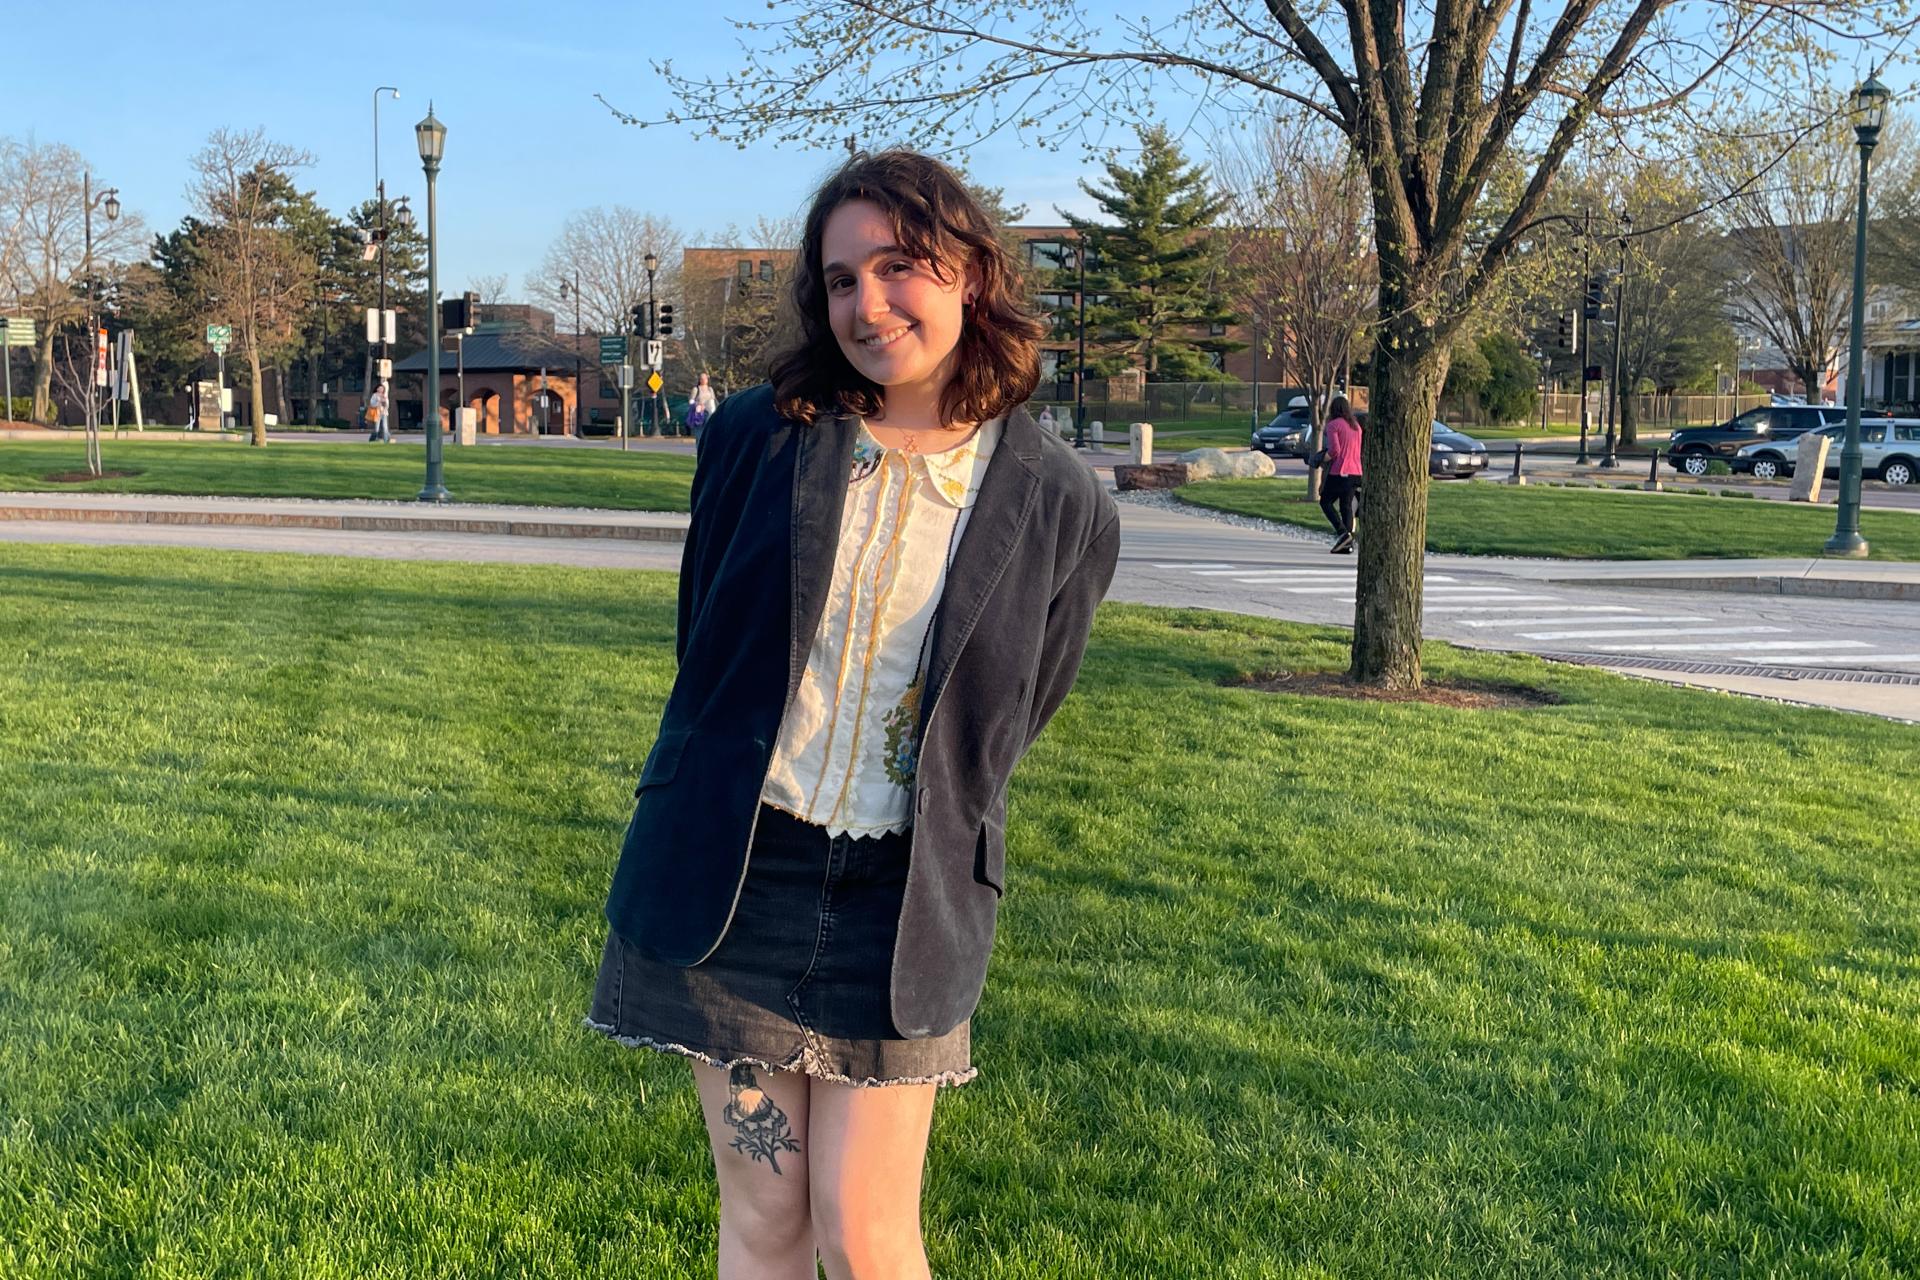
[1734, 418, 1920, 485]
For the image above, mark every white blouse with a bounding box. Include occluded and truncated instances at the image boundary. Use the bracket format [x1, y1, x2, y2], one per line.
[760, 415, 1004, 838]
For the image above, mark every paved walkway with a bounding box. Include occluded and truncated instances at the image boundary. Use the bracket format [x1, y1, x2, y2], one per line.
[2, 488, 1916, 722]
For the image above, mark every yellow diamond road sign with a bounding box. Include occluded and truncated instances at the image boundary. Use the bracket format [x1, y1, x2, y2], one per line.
[646, 371, 663, 394]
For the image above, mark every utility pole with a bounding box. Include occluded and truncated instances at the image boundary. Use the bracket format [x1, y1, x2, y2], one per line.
[1074, 240, 1088, 448]
[1577, 208, 1593, 466]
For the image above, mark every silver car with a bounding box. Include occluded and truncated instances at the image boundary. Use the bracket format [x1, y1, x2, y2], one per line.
[1735, 418, 1920, 485]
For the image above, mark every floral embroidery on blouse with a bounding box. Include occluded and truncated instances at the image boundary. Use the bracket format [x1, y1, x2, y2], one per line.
[762, 416, 1001, 837]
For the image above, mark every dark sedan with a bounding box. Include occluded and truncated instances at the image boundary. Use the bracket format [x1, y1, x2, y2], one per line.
[1429, 422, 1491, 478]
[1250, 406, 1314, 456]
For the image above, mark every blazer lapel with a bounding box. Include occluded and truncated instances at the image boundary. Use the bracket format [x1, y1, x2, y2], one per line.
[917, 407, 1042, 737]
[789, 414, 858, 709]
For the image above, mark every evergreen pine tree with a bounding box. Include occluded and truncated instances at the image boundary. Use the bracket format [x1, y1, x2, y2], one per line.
[1056, 125, 1241, 382]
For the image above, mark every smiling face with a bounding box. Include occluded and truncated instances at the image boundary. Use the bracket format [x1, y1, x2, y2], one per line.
[821, 199, 978, 417]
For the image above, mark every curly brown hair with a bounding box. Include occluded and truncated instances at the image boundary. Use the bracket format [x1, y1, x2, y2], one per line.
[769, 149, 1045, 427]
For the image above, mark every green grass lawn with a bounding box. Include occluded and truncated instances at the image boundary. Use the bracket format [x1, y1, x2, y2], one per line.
[1177, 476, 1920, 560]
[0, 438, 694, 511]
[3, 543, 1917, 1277]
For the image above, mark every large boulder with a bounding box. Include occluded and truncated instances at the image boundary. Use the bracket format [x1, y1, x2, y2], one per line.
[1228, 451, 1277, 479]
[1176, 447, 1275, 480]
[1176, 447, 1234, 480]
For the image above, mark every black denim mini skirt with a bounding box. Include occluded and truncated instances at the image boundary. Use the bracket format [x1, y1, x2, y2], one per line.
[585, 802, 975, 1088]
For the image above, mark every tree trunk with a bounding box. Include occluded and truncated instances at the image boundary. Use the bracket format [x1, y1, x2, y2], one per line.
[32, 331, 55, 424]
[275, 363, 292, 427]
[1350, 322, 1445, 689]
[248, 341, 268, 447]
[1620, 395, 1639, 447]
[1803, 368, 1822, 404]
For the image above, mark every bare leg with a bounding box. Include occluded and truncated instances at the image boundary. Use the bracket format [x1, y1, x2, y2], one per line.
[807, 1078, 939, 1280]
[691, 1060, 819, 1280]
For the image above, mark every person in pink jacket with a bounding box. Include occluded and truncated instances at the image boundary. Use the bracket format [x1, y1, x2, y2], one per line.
[1316, 394, 1362, 553]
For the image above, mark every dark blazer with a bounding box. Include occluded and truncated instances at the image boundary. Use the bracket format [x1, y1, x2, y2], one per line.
[602, 383, 1120, 1038]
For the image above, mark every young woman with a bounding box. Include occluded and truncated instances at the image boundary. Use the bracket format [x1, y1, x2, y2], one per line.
[586, 150, 1120, 1279]
[1317, 394, 1363, 553]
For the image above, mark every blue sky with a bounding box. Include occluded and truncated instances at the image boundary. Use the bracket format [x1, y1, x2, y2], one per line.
[14, 0, 1901, 297]
[9, 1, 1114, 292]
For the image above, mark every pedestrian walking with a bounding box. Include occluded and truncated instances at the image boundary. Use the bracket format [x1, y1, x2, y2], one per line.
[686, 372, 718, 434]
[1314, 394, 1362, 553]
[585, 149, 1119, 1280]
[365, 381, 390, 443]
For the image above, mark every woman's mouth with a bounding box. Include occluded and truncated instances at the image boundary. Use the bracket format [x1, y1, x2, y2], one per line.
[859, 325, 913, 349]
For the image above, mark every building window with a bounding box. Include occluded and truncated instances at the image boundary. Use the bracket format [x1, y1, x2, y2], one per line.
[1206, 351, 1226, 371]
[1026, 240, 1071, 271]
[758, 259, 773, 281]
[600, 378, 618, 399]
[1208, 321, 1228, 336]
[737, 259, 753, 281]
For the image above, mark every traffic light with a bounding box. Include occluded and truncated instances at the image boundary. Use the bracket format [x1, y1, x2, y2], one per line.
[630, 304, 647, 336]
[657, 304, 674, 337]
[1556, 311, 1576, 354]
[1581, 274, 1606, 319]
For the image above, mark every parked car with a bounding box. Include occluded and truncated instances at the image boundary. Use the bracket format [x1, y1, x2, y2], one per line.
[1732, 423, 1838, 478]
[1667, 405, 1846, 476]
[1732, 418, 1920, 485]
[1250, 405, 1313, 456]
[1429, 422, 1490, 478]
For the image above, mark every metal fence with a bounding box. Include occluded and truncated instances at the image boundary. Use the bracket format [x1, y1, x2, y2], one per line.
[1019, 381, 1775, 435]
[1022, 381, 1313, 434]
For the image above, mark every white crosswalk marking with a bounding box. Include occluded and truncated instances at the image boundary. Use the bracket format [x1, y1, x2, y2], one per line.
[1425, 604, 1639, 613]
[1583, 640, 1875, 653]
[1522, 625, 1786, 641]
[1453, 615, 1708, 628]
[1415, 593, 1559, 603]
[1423, 586, 1520, 594]
[1154, 562, 1237, 569]
[1281, 586, 1359, 594]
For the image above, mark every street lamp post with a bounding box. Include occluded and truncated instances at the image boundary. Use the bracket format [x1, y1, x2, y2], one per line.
[1829, 73, 1890, 557]
[644, 251, 659, 438]
[560, 271, 582, 437]
[1602, 209, 1631, 468]
[416, 105, 449, 502]
[368, 87, 399, 433]
[81, 173, 121, 476]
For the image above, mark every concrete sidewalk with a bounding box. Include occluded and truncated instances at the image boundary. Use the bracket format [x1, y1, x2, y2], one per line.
[0, 491, 689, 543]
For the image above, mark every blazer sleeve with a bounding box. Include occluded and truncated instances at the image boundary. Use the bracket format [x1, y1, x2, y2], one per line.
[1023, 510, 1120, 752]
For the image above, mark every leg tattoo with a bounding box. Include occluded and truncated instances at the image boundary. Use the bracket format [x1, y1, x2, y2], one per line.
[722, 1063, 802, 1174]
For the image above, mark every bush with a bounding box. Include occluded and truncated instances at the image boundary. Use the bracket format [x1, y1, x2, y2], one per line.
[4, 396, 34, 422]
[1705, 460, 1732, 476]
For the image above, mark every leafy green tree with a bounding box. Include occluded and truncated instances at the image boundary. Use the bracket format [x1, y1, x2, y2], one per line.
[1055, 126, 1240, 382]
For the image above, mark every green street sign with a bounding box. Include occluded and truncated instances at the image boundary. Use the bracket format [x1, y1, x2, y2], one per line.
[206, 323, 232, 353]
[1, 317, 35, 347]
[599, 335, 628, 365]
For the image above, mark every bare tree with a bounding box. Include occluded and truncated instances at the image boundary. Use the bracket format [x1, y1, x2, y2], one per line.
[0, 137, 144, 424]
[1707, 113, 1869, 404]
[466, 272, 510, 303]
[679, 217, 800, 396]
[613, 0, 1900, 688]
[1216, 114, 1374, 499]
[527, 206, 680, 335]
[187, 128, 315, 446]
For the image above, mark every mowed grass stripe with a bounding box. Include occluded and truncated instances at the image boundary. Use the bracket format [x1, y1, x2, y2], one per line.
[0, 438, 694, 512]
[1176, 476, 1920, 561]
[0, 544, 1915, 1277]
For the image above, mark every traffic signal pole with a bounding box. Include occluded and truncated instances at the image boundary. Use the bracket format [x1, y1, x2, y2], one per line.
[1577, 208, 1593, 466]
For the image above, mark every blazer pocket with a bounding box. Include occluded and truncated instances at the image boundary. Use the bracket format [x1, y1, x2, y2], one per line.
[973, 814, 1006, 896]
[634, 729, 690, 795]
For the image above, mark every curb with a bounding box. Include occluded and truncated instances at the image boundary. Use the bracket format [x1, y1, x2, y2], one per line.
[1545, 573, 1919, 602]
[0, 504, 687, 544]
